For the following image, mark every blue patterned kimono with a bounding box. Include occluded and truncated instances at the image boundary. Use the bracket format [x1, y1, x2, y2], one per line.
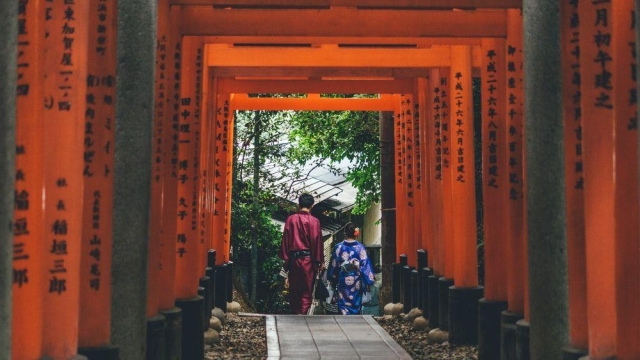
[328, 240, 375, 315]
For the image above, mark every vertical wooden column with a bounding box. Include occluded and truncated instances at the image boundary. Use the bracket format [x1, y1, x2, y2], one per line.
[428, 70, 445, 278]
[417, 78, 433, 265]
[78, 0, 117, 355]
[12, 1, 43, 358]
[223, 97, 235, 264]
[450, 45, 478, 289]
[175, 36, 204, 300]
[413, 82, 425, 258]
[403, 94, 416, 265]
[478, 38, 509, 360]
[394, 95, 407, 260]
[438, 68, 455, 283]
[505, 9, 526, 317]
[212, 93, 231, 263]
[560, 0, 588, 356]
[198, 57, 212, 277]
[448, 45, 482, 345]
[579, 0, 617, 357]
[158, 5, 181, 313]
[41, 1, 89, 358]
[613, 1, 640, 359]
[174, 35, 205, 360]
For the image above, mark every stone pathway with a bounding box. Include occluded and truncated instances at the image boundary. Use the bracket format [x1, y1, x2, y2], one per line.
[266, 315, 412, 359]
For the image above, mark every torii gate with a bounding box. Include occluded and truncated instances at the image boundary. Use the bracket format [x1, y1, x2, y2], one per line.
[1, 1, 639, 360]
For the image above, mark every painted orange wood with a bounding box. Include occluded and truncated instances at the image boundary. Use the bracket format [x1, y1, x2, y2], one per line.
[437, 68, 455, 280]
[481, 38, 508, 301]
[174, 36, 203, 299]
[231, 94, 397, 111]
[211, 66, 432, 79]
[12, 0, 44, 357]
[612, 1, 640, 359]
[79, 0, 117, 346]
[394, 95, 407, 260]
[412, 82, 425, 258]
[218, 79, 413, 95]
[41, 1, 90, 358]
[223, 99, 236, 261]
[579, 0, 617, 356]
[449, 45, 478, 288]
[212, 93, 231, 264]
[417, 77, 433, 267]
[181, 7, 507, 38]
[171, 0, 522, 8]
[201, 36, 483, 47]
[402, 94, 416, 265]
[158, 5, 182, 311]
[147, 0, 170, 318]
[560, 0, 588, 350]
[198, 51, 213, 275]
[208, 46, 456, 69]
[505, 9, 525, 315]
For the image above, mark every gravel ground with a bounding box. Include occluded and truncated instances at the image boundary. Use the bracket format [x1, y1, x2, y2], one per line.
[376, 316, 478, 360]
[204, 312, 478, 359]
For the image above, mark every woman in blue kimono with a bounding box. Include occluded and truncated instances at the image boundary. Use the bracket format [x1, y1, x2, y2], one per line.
[328, 222, 376, 315]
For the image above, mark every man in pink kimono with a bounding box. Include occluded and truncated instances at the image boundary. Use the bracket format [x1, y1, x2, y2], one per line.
[279, 193, 324, 314]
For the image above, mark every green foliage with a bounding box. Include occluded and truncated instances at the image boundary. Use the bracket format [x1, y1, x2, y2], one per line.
[288, 105, 380, 214]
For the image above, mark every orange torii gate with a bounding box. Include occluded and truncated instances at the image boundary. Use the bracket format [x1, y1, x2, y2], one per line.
[2, 1, 640, 360]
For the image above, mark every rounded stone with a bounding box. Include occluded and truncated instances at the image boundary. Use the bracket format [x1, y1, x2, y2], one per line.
[427, 328, 449, 343]
[383, 303, 395, 315]
[212, 307, 226, 325]
[204, 329, 220, 345]
[226, 301, 241, 313]
[392, 303, 404, 315]
[407, 308, 423, 323]
[412, 316, 429, 331]
[209, 316, 222, 332]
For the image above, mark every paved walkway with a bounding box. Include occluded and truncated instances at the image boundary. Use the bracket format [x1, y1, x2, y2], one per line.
[265, 315, 412, 359]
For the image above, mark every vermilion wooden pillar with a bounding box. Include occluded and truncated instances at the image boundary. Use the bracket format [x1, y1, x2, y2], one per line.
[501, 10, 526, 359]
[174, 35, 205, 360]
[41, 1, 90, 358]
[157, 5, 181, 314]
[12, 0, 44, 358]
[580, 0, 617, 357]
[198, 62, 212, 277]
[438, 67, 455, 283]
[417, 78, 433, 264]
[448, 45, 482, 345]
[223, 97, 235, 265]
[413, 82, 425, 257]
[478, 38, 509, 360]
[394, 95, 407, 260]
[612, 1, 640, 359]
[212, 92, 231, 264]
[560, 0, 588, 356]
[78, 0, 118, 357]
[403, 94, 416, 265]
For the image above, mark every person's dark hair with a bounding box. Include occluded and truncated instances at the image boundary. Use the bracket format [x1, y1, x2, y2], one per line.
[344, 222, 358, 238]
[298, 193, 315, 209]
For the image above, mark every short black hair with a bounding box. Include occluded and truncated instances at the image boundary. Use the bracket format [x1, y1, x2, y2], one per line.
[298, 193, 315, 209]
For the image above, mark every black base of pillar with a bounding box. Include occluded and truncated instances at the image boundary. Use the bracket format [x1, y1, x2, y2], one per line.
[213, 265, 228, 312]
[420, 267, 433, 312]
[159, 307, 182, 360]
[200, 276, 212, 330]
[515, 320, 530, 360]
[562, 345, 588, 360]
[449, 286, 484, 346]
[438, 278, 454, 331]
[78, 345, 119, 360]
[501, 311, 523, 360]
[145, 315, 167, 360]
[427, 275, 440, 328]
[175, 296, 204, 360]
[478, 298, 508, 360]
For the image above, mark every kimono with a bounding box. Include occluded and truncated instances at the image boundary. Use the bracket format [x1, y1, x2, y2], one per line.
[328, 240, 375, 315]
[278, 211, 324, 314]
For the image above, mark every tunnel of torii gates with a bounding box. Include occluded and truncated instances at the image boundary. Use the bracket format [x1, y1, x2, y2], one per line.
[3, 1, 640, 360]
